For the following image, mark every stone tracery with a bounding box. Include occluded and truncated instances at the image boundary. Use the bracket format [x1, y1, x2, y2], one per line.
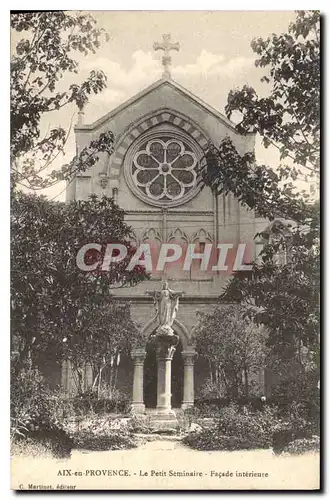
[133, 138, 197, 202]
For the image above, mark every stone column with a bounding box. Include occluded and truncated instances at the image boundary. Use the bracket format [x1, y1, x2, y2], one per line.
[182, 350, 196, 409]
[153, 333, 179, 414]
[131, 348, 146, 414]
[112, 187, 118, 203]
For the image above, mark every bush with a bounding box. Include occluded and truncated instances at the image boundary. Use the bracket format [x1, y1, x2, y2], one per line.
[183, 403, 280, 451]
[128, 415, 151, 434]
[74, 431, 137, 451]
[282, 436, 320, 455]
[183, 431, 260, 451]
[184, 401, 320, 453]
[11, 436, 53, 458]
[71, 415, 137, 451]
[11, 367, 73, 458]
[271, 401, 320, 455]
[71, 389, 130, 416]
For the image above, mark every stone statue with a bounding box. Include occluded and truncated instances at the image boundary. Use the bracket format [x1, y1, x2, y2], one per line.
[147, 281, 184, 335]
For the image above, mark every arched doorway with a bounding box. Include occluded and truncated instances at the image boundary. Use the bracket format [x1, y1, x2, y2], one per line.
[143, 335, 184, 409]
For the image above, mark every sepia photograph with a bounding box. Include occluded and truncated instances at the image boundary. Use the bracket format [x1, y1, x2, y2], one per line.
[10, 9, 320, 491]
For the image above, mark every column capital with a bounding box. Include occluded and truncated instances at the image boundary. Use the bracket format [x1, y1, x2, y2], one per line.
[151, 333, 179, 360]
[182, 350, 196, 365]
[131, 348, 146, 365]
[156, 343, 177, 360]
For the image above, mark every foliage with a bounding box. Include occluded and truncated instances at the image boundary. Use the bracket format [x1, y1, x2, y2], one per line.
[225, 10, 319, 173]
[11, 192, 148, 374]
[127, 415, 152, 434]
[267, 356, 320, 407]
[10, 367, 73, 458]
[11, 367, 55, 438]
[11, 11, 112, 190]
[183, 431, 257, 451]
[11, 366, 134, 456]
[200, 10, 320, 404]
[184, 399, 320, 452]
[282, 436, 320, 455]
[193, 305, 268, 398]
[203, 137, 316, 223]
[74, 431, 137, 451]
[183, 403, 319, 454]
[198, 378, 223, 400]
[71, 415, 137, 451]
[220, 222, 320, 375]
[202, 10, 320, 219]
[71, 389, 131, 415]
[183, 403, 279, 451]
[11, 436, 56, 458]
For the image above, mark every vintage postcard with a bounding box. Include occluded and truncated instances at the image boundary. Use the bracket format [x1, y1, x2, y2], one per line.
[10, 10, 320, 491]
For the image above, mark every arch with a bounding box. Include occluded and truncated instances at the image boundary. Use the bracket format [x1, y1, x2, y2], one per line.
[140, 315, 191, 350]
[107, 108, 210, 188]
[142, 227, 162, 243]
[168, 227, 189, 244]
[192, 228, 213, 243]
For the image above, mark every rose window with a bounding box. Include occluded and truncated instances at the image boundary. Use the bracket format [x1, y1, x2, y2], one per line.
[132, 138, 197, 201]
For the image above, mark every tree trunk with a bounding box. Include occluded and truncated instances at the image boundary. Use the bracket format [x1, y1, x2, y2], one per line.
[244, 366, 249, 399]
[208, 360, 213, 384]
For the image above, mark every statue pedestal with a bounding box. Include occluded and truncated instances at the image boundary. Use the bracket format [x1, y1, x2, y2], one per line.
[148, 330, 179, 430]
[149, 411, 179, 432]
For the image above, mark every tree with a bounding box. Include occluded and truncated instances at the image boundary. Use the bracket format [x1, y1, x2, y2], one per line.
[221, 211, 319, 355]
[61, 302, 142, 396]
[11, 11, 113, 190]
[226, 10, 320, 174]
[202, 10, 320, 217]
[200, 11, 320, 376]
[11, 193, 149, 372]
[194, 306, 268, 399]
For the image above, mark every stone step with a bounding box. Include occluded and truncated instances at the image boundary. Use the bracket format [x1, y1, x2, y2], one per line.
[134, 433, 183, 442]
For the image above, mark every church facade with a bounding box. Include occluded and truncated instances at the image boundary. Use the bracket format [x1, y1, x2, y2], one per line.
[63, 56, 269, 409]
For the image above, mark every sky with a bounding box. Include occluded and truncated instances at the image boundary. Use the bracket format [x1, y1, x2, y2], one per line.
[13, 10, 302, 201]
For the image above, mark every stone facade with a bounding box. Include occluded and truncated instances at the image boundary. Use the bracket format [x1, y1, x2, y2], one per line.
[64, 77, 269, 409]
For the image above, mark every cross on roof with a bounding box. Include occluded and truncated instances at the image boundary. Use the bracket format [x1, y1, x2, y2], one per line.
[153, 33, 180, 79]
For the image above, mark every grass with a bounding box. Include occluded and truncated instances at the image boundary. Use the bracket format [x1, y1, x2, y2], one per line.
[11, 437, 54, 458]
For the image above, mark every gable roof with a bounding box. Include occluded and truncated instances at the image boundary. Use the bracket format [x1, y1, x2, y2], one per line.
[75, 77, 253, 135]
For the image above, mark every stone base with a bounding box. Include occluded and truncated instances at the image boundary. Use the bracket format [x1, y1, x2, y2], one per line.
[181, 402, 194, 410]
[148, 409, 179, 432]
[130, 403, 145, 414]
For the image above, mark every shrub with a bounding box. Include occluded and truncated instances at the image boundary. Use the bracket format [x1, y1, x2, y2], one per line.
[71, 389, 130, 416]
[11, 436, 53, 458]
[270, 399, 320, 454]
[282, 401, 320, 435]
[183, 430, 259, 451]
[183, 403, 280, 451]
[283, 436, 320, 455]
[128, 415, 151, 434]
[74, 431, 137, 451]
[184, 400, 320, 453]
[71, 415, 137, 451]
[11, 367, 73, 458]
